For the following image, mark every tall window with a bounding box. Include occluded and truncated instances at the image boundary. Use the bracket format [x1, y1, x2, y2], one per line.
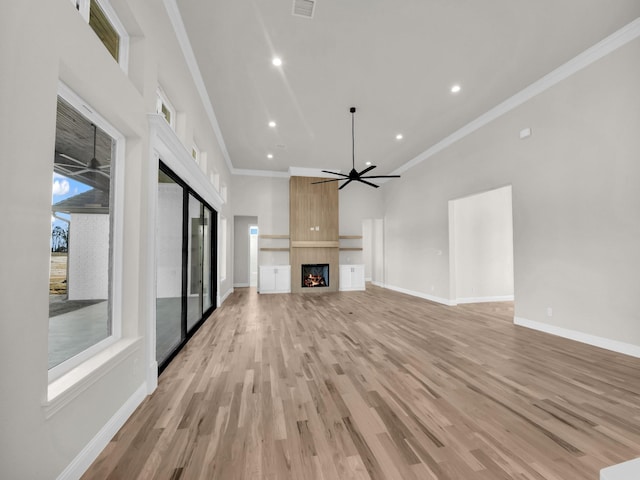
[49, 89, 122, 376]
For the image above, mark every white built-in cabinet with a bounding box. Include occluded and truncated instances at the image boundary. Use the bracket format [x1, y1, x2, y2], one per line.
[259, 265, 291, 294]
[339, 264, 365, 291]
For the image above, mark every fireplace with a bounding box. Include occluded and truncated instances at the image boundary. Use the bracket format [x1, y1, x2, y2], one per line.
[301, 264, 329, 288]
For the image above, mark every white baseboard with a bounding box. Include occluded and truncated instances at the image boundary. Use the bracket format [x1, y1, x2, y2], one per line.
[146, 361, 158, 395]
[456, 294, 514, 304]
[384, 284, 456, 306]
[233, 282, 249, 288]
[220, 287, 234, 305]
[514, 317, 640, 359]
[57, 382, 147, 480]
[370, 280, 385, 288]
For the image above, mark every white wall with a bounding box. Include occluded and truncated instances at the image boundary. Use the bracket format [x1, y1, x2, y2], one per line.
[339, 184, 384, 265]
[451, 186, 514, 303]
[68, 213, 110, 300]
[0, 1, 232, 478]
[383, 37, 640, 348]
[231, 175, 290, 266]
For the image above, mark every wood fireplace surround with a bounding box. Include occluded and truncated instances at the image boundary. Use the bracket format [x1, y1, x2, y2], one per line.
[289, 176, 339, 293]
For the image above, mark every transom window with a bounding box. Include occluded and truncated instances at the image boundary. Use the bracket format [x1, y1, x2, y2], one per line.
[70, 0, 129, 71]
[156, 88, 176, 129]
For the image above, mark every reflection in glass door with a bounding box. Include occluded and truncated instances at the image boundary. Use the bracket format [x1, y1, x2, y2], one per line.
[156, 163, 217, 370]
[156, 169, 184, 364]
[187, 194, 203, 331]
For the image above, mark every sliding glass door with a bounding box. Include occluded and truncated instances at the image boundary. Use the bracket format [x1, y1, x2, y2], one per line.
[156, 163, 217, 370]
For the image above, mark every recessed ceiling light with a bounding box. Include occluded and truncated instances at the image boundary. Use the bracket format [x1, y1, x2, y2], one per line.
[267, 154, 273, 159]
[365, 161, 372, 166]
[272, 57, 282, 66]
[268, 121, 276, 128]
[451, 84, 461, 93]
[395, 134, 403, 140]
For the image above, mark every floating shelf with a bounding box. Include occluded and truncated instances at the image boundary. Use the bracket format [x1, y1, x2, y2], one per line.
[291, 240, 340, 248]
[339, 247, 363, 251]
[339, 235, 363, 239]
[260, 247, 290, 252]
[259, 234, 290, 239]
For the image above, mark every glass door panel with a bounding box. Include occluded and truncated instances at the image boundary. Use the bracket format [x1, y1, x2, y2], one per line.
[186, 194, 203, 331]
[156, 170, 184, 364]
[202, 207, 213, 312]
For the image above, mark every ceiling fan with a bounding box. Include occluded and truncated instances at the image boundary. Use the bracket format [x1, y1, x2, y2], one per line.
[312, 107, 400, 189]
[55, 124, 110, 178]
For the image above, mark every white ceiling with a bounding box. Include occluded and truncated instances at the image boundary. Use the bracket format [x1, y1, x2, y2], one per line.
[174, 0, 640, 177]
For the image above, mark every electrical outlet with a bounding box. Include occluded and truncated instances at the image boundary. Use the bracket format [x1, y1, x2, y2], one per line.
[546, 307, 553, 317]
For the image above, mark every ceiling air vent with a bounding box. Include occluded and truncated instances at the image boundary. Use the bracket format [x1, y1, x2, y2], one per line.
[292, 0, 315, 18]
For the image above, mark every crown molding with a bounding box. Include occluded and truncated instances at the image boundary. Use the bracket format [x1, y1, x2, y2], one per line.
[232, 168, 289, 178]
[392, 16, 640, 176]
[162, 0, 234, 176]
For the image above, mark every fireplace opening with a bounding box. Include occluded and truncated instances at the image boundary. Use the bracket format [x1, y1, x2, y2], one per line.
[301, 264, 329, 288]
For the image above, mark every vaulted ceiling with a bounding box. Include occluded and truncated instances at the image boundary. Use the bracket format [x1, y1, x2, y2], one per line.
[175, 1, 639, 177]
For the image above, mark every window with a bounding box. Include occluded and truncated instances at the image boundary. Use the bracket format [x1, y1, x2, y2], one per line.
[70, 0, 128, 71]
[191, 144, 200, 165]
[89, 0, 119, 61]
[49, 84, 124, 379]
[156, 88, 176, 129]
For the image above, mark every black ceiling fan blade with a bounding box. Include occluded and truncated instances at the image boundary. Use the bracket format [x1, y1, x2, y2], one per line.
[311, 178, 343, 184]
[357, 165, 376, 176]
[320, 170, 350, 178]
[359, 175, 402, 179]
[338, 179, 354, 190]
[355, 178, 380, 188]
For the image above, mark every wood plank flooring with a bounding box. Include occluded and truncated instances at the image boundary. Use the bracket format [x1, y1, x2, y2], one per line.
[83, 286, 640, 479]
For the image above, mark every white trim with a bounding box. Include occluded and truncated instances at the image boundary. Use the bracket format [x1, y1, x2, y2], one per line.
[234, 283, 250, 288]
[456, 295, 514, 304]
[45, 338, 142, 418]
[162, 0, 234, 175]
[370, 280, 385, 288]
[384, 284, 456, 306]
[514, 317, 640, 359]
[56, 382, 147, 480]
[391, 17, 640, 177]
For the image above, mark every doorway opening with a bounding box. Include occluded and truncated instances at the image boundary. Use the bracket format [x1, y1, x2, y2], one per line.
[448, 185, 514, 304]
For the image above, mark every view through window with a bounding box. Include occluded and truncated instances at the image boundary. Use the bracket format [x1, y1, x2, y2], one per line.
[49, 96, 115, 369]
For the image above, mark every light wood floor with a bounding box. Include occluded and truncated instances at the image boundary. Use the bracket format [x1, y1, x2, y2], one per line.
[83, 286, 640, 479]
